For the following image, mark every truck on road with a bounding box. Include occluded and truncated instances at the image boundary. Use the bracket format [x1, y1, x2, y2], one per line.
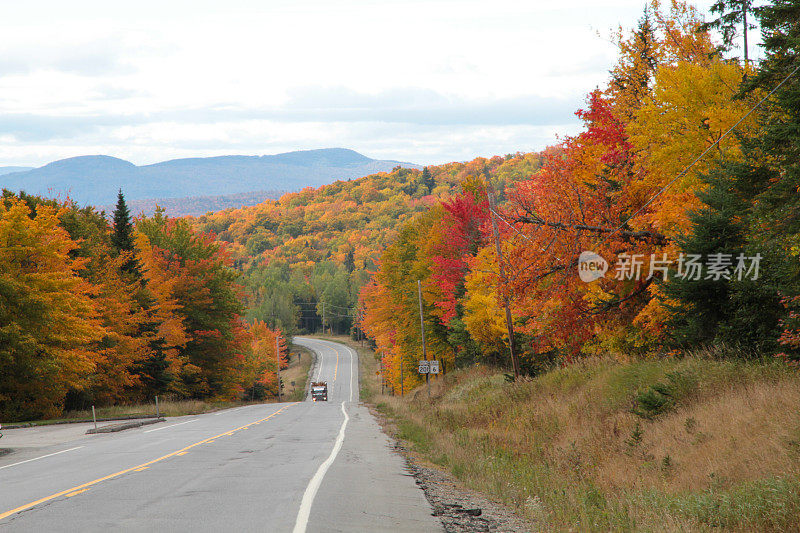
[311, 382, 328, 401]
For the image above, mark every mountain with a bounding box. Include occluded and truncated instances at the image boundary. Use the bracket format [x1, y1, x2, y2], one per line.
[0, 166, 34, 176]
[0, 148, 418, 207]
[98, 190, 288, 218]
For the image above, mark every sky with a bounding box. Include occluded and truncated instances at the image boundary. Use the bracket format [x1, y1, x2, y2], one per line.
[0, 0, 745, 167]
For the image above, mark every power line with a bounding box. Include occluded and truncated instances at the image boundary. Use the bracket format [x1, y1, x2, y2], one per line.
[600, 60, 800, 245]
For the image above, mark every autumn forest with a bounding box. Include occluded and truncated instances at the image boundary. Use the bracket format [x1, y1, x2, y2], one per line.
[2, 0, 799, 422]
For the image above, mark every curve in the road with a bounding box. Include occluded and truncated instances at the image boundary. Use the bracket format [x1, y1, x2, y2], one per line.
[291, 337, 359, 533]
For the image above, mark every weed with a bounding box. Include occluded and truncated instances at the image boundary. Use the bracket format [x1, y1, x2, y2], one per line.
[626, 421, 644, 450]
[661, 454, 673, 474]
[634, 370, 698, 419]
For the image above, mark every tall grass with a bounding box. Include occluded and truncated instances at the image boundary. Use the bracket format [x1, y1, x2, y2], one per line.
[371, 351, 800, 532]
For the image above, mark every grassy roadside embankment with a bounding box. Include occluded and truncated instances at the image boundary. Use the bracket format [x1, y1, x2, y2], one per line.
[347, 339, 800, 532]
[285, 343, 314, 401]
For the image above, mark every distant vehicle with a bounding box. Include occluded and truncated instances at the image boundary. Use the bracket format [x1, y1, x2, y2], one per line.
[311, 382, 328, 402]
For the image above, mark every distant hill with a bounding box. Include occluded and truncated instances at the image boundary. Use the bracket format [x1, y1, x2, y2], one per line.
[0, 166, 34, 176]
[98, 190, 288, 218]
[0, 149, 418, 207]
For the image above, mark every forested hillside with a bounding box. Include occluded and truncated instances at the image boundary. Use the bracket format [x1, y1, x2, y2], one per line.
[0, 191, 286, 421]
[191, 155, 541, 335]
[360, 1, 800, 390]
[0, 154, 541, 421]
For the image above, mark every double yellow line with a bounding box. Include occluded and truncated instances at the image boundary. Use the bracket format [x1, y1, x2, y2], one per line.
[0, 403, 298, 521]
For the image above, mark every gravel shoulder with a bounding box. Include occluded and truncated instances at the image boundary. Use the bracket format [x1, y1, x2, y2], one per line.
[368, 405, 537, 533]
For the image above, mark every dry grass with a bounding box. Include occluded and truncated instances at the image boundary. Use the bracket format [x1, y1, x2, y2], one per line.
[366, 352, 800, 532]
[56, 398, 242, 422]
[285, 345, 314, 401]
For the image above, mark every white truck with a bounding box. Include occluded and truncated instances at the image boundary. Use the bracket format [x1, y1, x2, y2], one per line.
[310, 382, 328, 401]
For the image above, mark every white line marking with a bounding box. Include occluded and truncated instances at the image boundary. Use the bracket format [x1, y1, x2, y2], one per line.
[0, 446, 84, 471]
[292, 401, 349, 533]
[143, 419, 197, 433]
[314, 344, 324, 381]
[348, 346, 354, 402]
[214, 407, 242, 416]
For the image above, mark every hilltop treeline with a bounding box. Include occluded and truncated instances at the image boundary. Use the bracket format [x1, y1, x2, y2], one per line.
[191, 155, 541, 335]
[0, 192, 285, 421]
[361, 0, 800, 390]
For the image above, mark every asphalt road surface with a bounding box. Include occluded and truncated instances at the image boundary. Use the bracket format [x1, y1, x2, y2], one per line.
[0, 337, 441, 532]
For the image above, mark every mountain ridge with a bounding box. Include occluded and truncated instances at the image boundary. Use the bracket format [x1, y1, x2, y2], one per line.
[0, 148, 418, 207]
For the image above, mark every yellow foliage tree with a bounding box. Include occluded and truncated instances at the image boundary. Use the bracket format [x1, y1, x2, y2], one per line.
[0, 198, 104, 420]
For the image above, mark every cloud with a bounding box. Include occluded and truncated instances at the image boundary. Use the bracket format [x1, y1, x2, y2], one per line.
[0, 39, 136, 77]
[277, 86, 582, 126]
[0, 84, 585, 145]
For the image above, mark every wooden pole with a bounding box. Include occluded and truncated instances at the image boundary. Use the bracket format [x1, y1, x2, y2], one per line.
[400, 359, 404, 396]
[276, 335, 282, 402]
[487, 189, 520, 380]
[417, 279, 430, 398]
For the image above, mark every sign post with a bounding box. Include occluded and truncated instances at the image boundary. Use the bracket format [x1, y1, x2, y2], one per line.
[417, 280, 429, 399]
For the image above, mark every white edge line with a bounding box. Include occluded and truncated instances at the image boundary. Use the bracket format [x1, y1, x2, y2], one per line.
[0, 446, 84, 471]
[214, 407, 243, 416]
[349, 345, 355, 402]
[314, 342, 324, 382]
[143, 419, 198, 433]
[292, 401, 349, 533]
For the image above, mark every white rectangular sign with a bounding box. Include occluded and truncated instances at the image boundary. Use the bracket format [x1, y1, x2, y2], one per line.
[429, 360, 440, 374]
[418, 360, 429, 374]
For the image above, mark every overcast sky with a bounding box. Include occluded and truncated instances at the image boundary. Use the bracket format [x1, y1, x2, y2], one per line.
[0, 0, 735, 167]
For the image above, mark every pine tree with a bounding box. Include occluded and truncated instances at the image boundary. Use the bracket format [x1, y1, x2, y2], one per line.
[662, 155, 783, 351]
[111, 189, 139, 275]
[664, 1, 800, 353]
[420, 167, 435, 194]
[700, 0, 756, 64]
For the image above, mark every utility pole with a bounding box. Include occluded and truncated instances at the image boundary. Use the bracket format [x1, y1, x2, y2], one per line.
[487, 189, 521, 380]
[321, 302, 325, 335]
[742, 1, 749, 68]
[400, 359, 404, 396]
[276, 334, 282, 402]
[417, 279, 430, 398]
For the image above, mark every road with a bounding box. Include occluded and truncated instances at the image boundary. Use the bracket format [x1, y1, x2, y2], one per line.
[0, 337, 441, 532]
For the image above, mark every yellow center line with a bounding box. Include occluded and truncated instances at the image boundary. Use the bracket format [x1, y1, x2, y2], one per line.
[0, 402, 299, 521]
[334, 348, 339, 381]
[64, 489, 89, 498]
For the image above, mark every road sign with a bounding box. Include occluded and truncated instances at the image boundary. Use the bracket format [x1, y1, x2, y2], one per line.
[418, 360, 430, 374]
[429, 360, 439, 374]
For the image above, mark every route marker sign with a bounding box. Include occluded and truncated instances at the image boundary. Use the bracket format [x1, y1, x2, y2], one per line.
[418, 360, 440, 374]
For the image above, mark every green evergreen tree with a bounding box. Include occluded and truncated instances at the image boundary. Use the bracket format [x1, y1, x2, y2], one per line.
[662, 155, 783, 351]
[111, 190, 134, 252]
[420, 167, 435, 194]
[700, 0, 756, 64]
[664, 0, 800, 353]
[111, 189, 139, 275]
